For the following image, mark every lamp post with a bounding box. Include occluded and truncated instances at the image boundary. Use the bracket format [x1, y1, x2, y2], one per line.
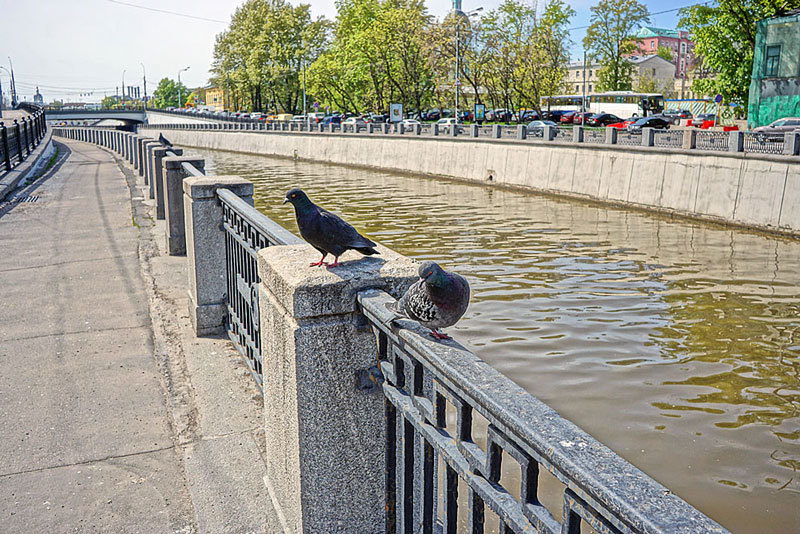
[0, 66, 11, 118]
[178, 66, 190, 109]
[453, 7, 482, 122]
[122, 69, 126, 107]
[7, 57, 17, 107]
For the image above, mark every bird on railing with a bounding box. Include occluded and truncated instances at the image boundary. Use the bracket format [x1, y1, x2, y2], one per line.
[158, 133, 172, 147]
[387, 261, 470, 340]
[283, 188, 379, 267]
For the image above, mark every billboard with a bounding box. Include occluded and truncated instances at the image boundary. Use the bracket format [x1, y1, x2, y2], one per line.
[389, 103, 403, 123]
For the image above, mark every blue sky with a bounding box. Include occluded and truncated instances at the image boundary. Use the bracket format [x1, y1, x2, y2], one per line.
[1, 0, 690, 103]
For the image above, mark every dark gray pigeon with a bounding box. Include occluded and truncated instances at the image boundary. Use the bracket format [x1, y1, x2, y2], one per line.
[158, 133, 172, 147]
[388, 261, 470, 340]
[283, 188, 379, 267]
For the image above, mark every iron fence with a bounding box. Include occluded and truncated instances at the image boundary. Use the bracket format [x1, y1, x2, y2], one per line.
[553, 127, 573, 141]
[1, 105, 47, 172]
[217, 188, 303, 387]
[617, 131, 642, 146]
[696, 131, 729, 152]
[743, 132, 785, 155]
[654, 130, 684, 148]
[584, 129, 606, 144]
[357, 289, 729, 534]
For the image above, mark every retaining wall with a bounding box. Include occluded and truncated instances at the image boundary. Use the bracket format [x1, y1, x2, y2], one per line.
[139, 127, 800, 236]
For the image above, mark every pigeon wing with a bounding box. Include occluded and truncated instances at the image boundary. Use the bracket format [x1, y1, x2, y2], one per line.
[399, 280, 439, 324]
[317, 208, 377, 249]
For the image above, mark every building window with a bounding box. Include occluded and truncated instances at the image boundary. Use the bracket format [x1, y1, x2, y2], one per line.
[765, 45, 781, 77]
[588, 84, 592, 92]
[651, 40, 655, 49]
[589, 70, 592, 77]
[576, 84, 580, 92]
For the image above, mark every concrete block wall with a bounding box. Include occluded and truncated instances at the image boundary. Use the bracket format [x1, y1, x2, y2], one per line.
[139, 127, 800, 237]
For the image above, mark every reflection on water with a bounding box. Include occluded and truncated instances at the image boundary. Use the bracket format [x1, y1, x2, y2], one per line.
[200, 149, 800, 532]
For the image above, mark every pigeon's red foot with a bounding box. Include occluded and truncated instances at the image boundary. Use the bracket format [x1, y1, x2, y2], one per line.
[309, 259, 328, 267]
[326, 257, 341, 268]
[429, 330, 451, 340]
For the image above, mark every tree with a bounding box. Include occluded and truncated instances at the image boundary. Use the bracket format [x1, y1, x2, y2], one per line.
[679, 0, 800, 107]
[656, 45, 673, 62]
[101, 96, 117, 109]
[152, 78, 188, 108]
[584, 0, 650, 91]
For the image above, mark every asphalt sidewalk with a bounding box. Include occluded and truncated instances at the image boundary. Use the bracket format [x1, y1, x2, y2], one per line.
[0, 138, 273, 533]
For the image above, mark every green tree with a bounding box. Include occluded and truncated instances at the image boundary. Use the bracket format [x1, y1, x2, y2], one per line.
[101, 96, 117, 109]
[152, 78, 188, 108]
[584, 0, 650, 91]
[679, 0, 800, 107]
[656, 45, 673, 62]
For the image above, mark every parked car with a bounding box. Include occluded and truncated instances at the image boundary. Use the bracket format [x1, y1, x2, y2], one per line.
[663, 109, 693, 124]
[291, 115, 308, 122]
[693, 113, 717, 128]
[307, 112, 326, 124]
[753, 117, 800, 134]
[421, 109, 441, 121]
[627, 116, 671, 131]
[587, 113, 624, 127]
[571, 112, 594, 125]
[321, 115, 341, 125]
[489, 109, 513, 122]
[402, 119, 421, 127]
[436, 118, 462, 126]
[526, 120, 558, 136]
[543, 110, 570, 122]
[342, 117, 366, 127]
[249, 112, 263, 120]
[559, 111, 577, 124]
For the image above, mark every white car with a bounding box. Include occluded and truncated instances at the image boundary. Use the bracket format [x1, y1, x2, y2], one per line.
[402, 119, 421, 127]
[342, 117, 366, 125]
[436, 118, 461, 125]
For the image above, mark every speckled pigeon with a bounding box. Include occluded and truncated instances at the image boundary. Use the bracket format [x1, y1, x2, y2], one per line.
[283, 188, 379, 267]
[388, 261, 470, 340]
[158, 133, 172, 147]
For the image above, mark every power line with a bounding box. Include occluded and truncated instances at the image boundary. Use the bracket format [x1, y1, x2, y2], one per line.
[102, 0, 227, 24]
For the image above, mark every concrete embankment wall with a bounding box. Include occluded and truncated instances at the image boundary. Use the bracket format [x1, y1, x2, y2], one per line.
[139, 127, 800, 236]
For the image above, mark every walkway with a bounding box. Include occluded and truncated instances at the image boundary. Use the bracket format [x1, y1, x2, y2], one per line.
[0, 139, 272, 532]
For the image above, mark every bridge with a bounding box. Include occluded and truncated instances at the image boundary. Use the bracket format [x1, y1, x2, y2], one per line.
[45, 108, 220, 127]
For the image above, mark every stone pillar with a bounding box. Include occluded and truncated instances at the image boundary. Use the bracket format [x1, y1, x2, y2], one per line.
[382, 123, 390, 134]
[138, 137, 152, 176]
[642, 128, 655, 147]
[415, 124, 422, 135]
[163, 156, 205, 255]
[451, 123, 459, 137]
[784, 132, 800, 156]
[573, 125, 584, 143]
[144, 141, 162, 197]
[682, 129, 697, 150]
[257, 244, 417, 534]
[182, 176, 254, 335]
[368, 123, 375, 134]
[493, 124, 501, 138]
[432, 123, 439, 136]
[471, 124, 479, 137]
[605, 128, 618, 145]
[398, 123, 405, 135]
[153, 147, 182, 220]
[517, 124, 527, 140]
[729, 130, 744, 152]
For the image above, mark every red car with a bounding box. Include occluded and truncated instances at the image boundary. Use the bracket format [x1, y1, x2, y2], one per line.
[571, 112, 593, 125]
[560, 111, 577, 123]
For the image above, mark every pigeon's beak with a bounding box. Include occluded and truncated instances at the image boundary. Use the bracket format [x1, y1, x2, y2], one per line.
[282, 198, 289, 205]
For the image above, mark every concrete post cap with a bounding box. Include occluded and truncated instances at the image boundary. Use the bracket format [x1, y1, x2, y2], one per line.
[183, 175, 254, 199]
[164, 156, 205, 169]
[257, 244, 418, 319]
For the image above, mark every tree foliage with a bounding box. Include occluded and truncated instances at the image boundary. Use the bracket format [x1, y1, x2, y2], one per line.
[679, 0, 800, 107]
[152, 78, 188, 108]
[584, 0, 650, 91]
[210, 0, 330, 113]
[656, 45, 673, 62]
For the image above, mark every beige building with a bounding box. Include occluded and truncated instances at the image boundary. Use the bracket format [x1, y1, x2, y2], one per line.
[206, 87, 226, 111]
[565, 55, 677, 96]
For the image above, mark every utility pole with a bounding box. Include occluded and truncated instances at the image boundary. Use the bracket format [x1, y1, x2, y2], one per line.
[582, 50, 587, 126]
[141, 63, 147, 106]
[0, 77, 4, 118]
[455, 24, 460, 121]
[8, 57, 17, 107]
[178, 66, 190, 108]
[302, 61, 307, 117]
[122, 69, 126, 107]
[226, 72, 230, 112]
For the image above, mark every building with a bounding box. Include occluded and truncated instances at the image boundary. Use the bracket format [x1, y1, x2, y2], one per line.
[747, 9, 800, 128]
[206, 87, 226, 111]
[565, 55, 675, 95]
[33, 86, 43, 105]
[631, 26, 696, 78]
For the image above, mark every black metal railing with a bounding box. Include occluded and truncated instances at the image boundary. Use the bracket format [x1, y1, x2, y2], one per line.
[654, 130, 684, 148]
[743, 132, 785, 154]
[617, 131, 642, 146]
[695, 131, 729, 152]
[1, 104, 47, 172]
[357, 289, 728, 534]
[217, 188, 303, 387]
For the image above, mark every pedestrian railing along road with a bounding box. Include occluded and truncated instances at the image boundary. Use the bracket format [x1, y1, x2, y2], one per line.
[149, 119, 800, 157]
[1, 104, 47, 172]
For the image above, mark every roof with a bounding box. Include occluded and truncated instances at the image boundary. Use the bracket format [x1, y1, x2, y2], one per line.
[627, 55, 673, 66]
[635, 26, 681, 39]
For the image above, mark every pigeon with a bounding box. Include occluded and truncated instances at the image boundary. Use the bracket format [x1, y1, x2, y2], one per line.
[388, 261, 470, 340]
[283, 188, 379, 267]
[158, 133, 172, 147]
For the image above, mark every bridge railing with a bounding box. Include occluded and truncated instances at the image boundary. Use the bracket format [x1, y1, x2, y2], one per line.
[140, 120, 800, 157]
[1, 104, 47, 172]
[51, 125, 732, 534]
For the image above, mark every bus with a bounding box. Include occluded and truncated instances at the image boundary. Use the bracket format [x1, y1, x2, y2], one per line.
[588, 92, 664, 117]
[541, 92, 664, 118]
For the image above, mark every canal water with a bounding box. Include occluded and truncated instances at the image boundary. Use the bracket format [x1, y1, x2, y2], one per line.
[198, 148, 799, 532]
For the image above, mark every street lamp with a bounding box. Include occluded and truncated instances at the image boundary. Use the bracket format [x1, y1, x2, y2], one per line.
[178, 66, 190, 109]
[122, 69, 126, 107]
[0, 66, 10, 118]
[454, 6, 483, 122]
[140, 63, 147, 106]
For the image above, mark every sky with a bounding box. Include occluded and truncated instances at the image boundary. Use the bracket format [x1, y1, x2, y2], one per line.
[1, 0, 687, 104]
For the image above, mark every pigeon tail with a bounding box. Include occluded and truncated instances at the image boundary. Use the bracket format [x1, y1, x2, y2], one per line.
[382, 300, 406, 325]
[353, 246, 379, 256]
